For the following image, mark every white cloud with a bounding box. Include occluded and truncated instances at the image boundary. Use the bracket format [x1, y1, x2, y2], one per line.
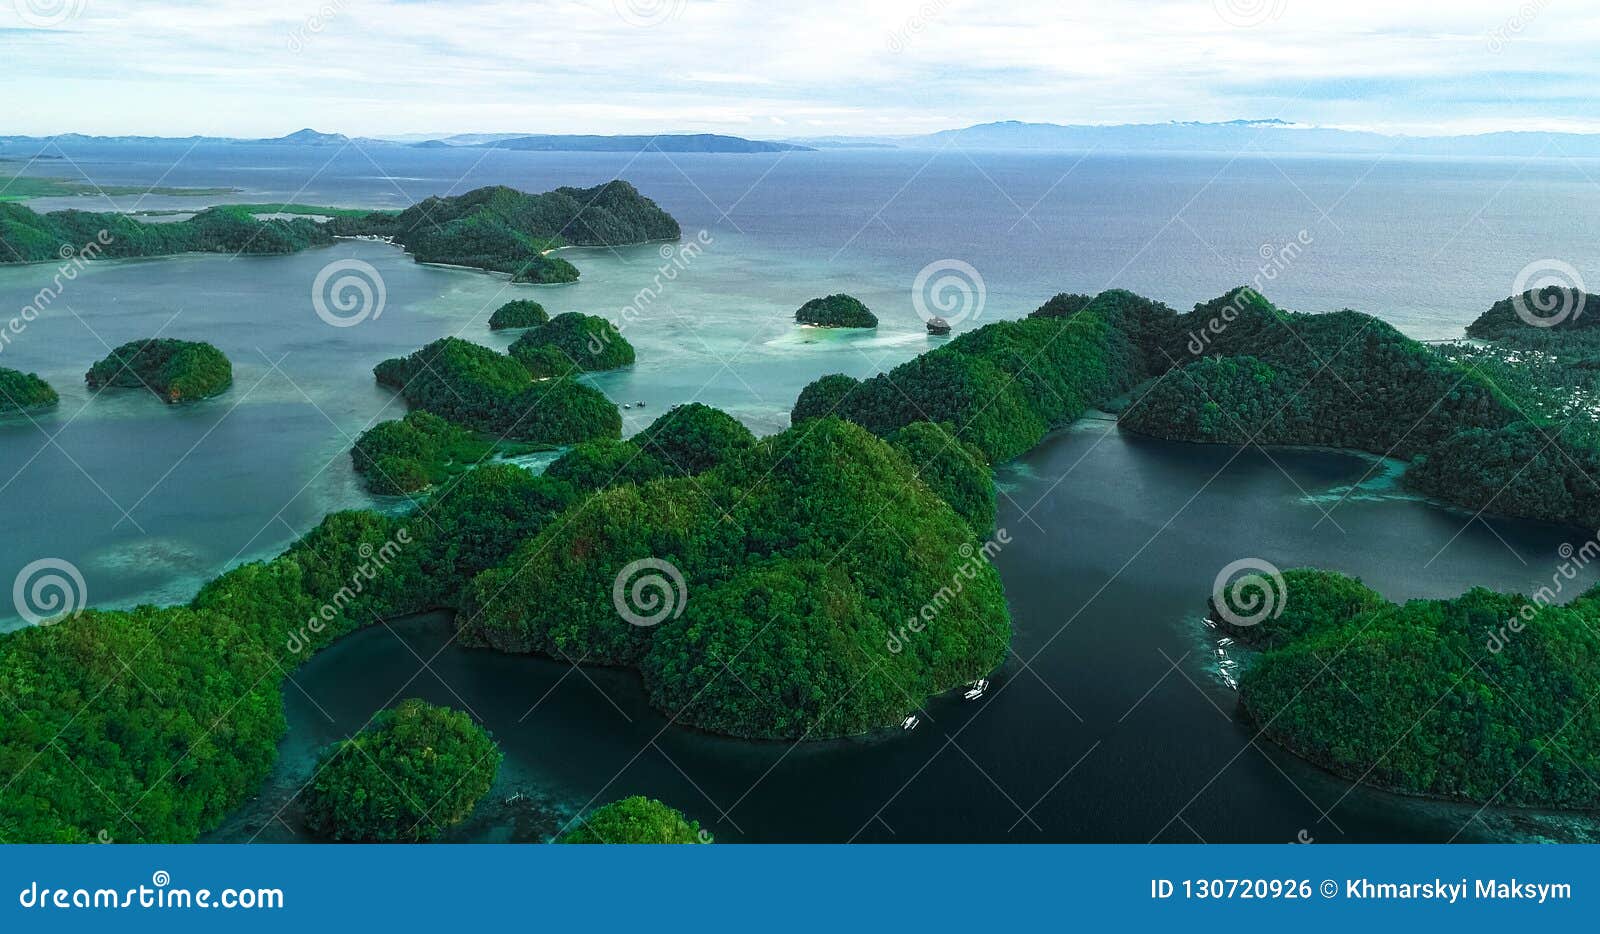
[2, 0, 1597, 136]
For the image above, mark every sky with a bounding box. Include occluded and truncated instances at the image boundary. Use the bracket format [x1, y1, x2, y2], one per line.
[3, 0, 1598, 139]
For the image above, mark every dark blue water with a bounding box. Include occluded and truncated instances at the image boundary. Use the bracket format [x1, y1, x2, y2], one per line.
[213, 428, 1600, 844]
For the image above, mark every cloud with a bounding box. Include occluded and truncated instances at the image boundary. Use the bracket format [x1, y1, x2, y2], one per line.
[3, 0, 1597, 136]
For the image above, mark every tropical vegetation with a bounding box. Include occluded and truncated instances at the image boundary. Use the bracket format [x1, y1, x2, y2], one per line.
[302, 699, 500, 842]
[0, 367, 58, 413]
[351, 409, 547, 495]
[328, 181, 679, 282]
[508, 312, 634, 373]
[556, 796, 707, 844]
[374, 336, 621, 442]
[85, 338, 232, 402]
[488, 299, 550, 330]
[1235, 570, 1600, 809]
[795, 293, 877, 328]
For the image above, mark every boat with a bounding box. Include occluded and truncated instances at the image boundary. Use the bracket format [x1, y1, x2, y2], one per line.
[901, 714, 920, 730]
[963, 678, 990, 700]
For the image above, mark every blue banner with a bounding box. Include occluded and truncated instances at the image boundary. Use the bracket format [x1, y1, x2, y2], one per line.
[0, 844, 1590, 932]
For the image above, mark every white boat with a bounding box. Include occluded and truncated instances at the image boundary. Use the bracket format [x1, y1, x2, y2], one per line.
[901, 714, 920, 730]
[963, 678, 990, 700]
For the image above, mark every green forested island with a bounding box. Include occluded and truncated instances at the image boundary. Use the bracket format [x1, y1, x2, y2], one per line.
[556, 796, 708, 844]
[303, 699, 500, 842]
[0, 181, 679, 285]
[1014, 286, 1599, 530]
[488, 299, 550, 330]
[0, 367, 58, 413]
[85, 338, 232, 403]
[327, 181, 679, 282]
[795, 293, 878, 328]
[508, 312, 635, 374]
[1, 203, 332, 261]
[541, 405, 755, 493]
[351, 409, 547, 495]
[373, 336, 621, 441]
[1226, 569, 1600, 809]
[458, 413, 1007, 739]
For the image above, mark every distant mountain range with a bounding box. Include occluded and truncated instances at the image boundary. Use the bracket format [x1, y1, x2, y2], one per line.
[8, 121, 1600, 158]
[887, 119, 1600, 157]
[454, 134, 810, 153]
[0, 129, 811, 153]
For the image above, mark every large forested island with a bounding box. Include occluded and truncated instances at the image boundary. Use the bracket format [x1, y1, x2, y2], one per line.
[326, 181, 680, 282]
[0, 180, 679, 283]
[6, 273, 1600, 843]
[1224, 569, 1600, 809]
[0, 202, 333, 260]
